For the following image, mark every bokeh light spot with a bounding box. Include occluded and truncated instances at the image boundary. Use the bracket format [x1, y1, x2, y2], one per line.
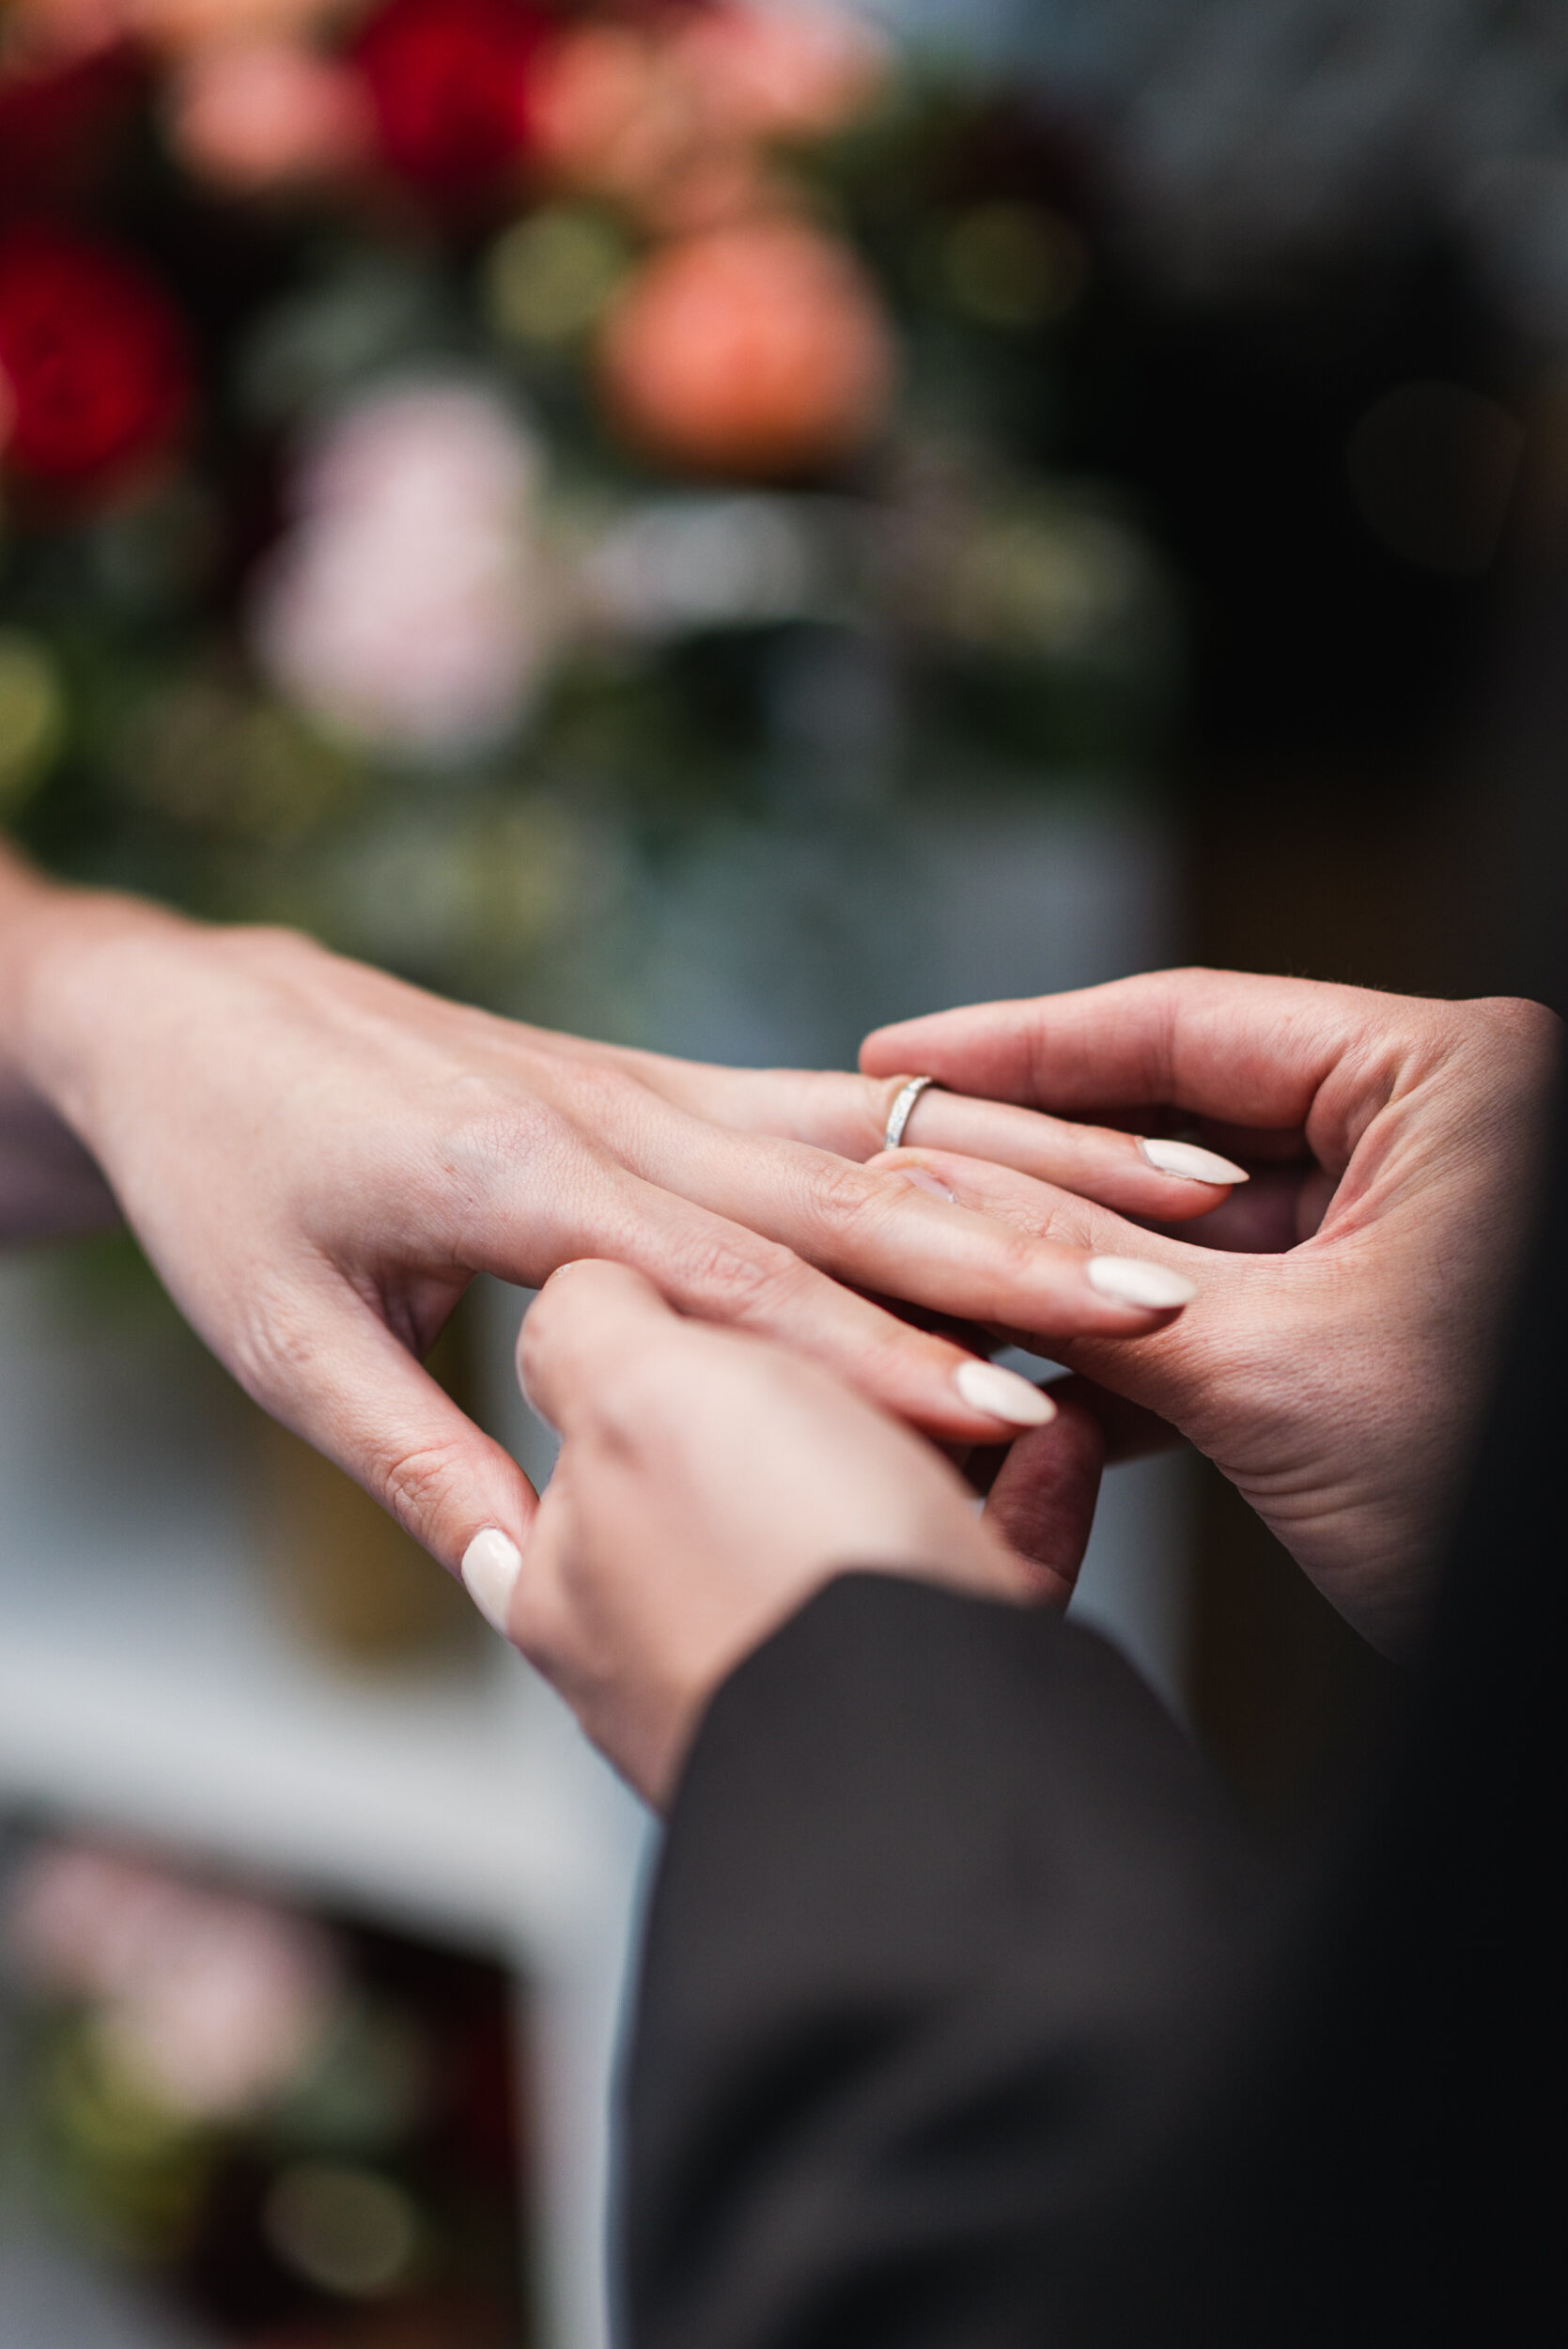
[262, 2160, 422, 2299]
[939, 203, 1088, 333]
[485, 206, 629, 346]
[0, 629, 64, 814]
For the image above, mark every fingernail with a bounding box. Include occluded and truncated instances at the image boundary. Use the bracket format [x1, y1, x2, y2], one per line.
[955, 1359, 1057, 1427]
[1138, 1137, 1249, 1185]
[461, 1528, 522, 1636]
[900, 1165, 956, 1203]
[1086, 1255, 1198, 1310]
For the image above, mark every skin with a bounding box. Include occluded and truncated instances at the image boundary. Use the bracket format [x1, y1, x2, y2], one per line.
[487, 973, 1557, 1800]
[862, 970, 1562, 1656]
[0, 855, 1209, 1574]
[512, 1260, 1103, 1807]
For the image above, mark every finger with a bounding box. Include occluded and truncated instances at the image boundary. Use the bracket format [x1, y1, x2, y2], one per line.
[463, 1062, 1210, 1369]
[983, 1397, 1105, 1603]
[515, 1258, 683, 1438]
[238, 1278, 538, 1581]
[869, 1142, 1217, 1272]
[573, 1112, 1203, 1359]
[861, 1143, 1248, 1419]
[861, 968, 1399, 1142]
[598, 1056, 1246, 1221]
[480, 1174, 1061, 1444]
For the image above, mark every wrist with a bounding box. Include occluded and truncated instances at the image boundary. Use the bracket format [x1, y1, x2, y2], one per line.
[0, 860, 164, 1237]
[0, 867, 194, 1135]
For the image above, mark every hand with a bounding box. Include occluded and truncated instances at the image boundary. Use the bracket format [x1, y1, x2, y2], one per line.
[0, 860, 1208, 1576]
[862, 970, 1562, 1656]
[485, 1261, 1099, 1806]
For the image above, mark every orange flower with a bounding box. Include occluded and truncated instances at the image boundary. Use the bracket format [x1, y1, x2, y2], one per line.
[598, 217, 894, 480]
[4, 0, 352, 64]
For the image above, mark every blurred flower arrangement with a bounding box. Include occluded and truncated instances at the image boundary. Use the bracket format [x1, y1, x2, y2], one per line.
[3, 1837, 524, 2344]
[0, 0, 1172, 1000]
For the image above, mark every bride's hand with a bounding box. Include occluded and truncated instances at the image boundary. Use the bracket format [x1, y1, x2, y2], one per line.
[0, 871, 1226, 1576]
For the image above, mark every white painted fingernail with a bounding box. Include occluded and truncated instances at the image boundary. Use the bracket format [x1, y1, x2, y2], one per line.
[460, 1529, 522, 1636]
[1086, 1255, 1198, 1310]
[955, 1359, 1057, 1427]
[1138, 1137, 1249, 1185]
[900, 1165, 956, 1203]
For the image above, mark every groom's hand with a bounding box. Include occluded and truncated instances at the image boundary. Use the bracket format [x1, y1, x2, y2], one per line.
[862, 969, 1561, 1655]
[468, 1263, 1095, 1807]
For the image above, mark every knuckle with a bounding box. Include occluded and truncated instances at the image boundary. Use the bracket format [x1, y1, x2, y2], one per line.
[452, 1085, 571, 1168]
[677, 1230, 806, 1323]
[377, 1435, 470, 1540]
[439, 1093, 582, 1229]
[984, 1224, 1081, 1309]
[993, 1191, 1081, 1255]
[226, 1279, 324, 1407]
[800, 1152, 898, 1239]
[561, 1062, 647, 1125]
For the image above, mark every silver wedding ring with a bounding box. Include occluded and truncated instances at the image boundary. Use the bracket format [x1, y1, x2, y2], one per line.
[883, 1075, 938, 1152]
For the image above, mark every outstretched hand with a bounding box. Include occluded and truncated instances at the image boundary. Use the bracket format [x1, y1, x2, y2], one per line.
[0, 863, 1192, 1579]
[863, 970, 1561, 1655]
[474, 1261, 1100, 1807]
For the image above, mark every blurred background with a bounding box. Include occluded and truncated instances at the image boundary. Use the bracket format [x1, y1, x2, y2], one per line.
[3, 0, 1564, 2341]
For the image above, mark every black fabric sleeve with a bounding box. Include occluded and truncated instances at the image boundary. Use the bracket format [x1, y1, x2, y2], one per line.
[622, 1573, 1265, 2349]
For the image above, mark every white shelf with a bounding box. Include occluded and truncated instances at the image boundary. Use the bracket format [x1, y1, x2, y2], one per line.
[0, 1261, 641, 1950]
[0, 1258, 644, 2349]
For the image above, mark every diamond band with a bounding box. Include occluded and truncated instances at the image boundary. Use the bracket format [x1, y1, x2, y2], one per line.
[882, 1075, 938, 1153]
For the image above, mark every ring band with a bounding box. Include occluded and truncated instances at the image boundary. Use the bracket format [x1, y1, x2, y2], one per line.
[883, 1075, 937, 1153]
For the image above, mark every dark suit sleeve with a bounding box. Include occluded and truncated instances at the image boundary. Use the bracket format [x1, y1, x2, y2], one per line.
[622, 1573, 1265, 2349]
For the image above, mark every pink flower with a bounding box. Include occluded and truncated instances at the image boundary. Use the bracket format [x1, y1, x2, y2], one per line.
[530, 5, 886, 234]
[251, 380, 551, 757]
[168, 39, 371, 191]
[4, 1842, 338, 2119]
[529, 23, 701, 214]
[101, 1898, 337, 2118]
[672, 2, 889, 144]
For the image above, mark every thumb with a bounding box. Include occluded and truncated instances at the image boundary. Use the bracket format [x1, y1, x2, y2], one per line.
[241, 1286, 538, 1603]
[515, 1259, 685, 1438]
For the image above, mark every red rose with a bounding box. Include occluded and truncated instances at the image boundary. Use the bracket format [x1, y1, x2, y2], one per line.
[0, 226, 192, 489]
[352, 0, 550, 193]
[0, 42, 147, 210]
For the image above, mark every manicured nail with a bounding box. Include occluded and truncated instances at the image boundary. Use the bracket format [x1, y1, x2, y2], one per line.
[900, 1165, 956, 1203]
[955, 1359, 1056, 1426]
[1138, 1137, 1249, 1185]
[1086, 1256, 1198, 1310]
[460, 1528, 522, 1636]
